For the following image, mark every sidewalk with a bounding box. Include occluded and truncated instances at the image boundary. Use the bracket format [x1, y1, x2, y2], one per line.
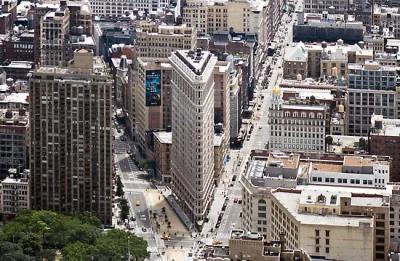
[201, 150, 239, 235]
[156, 185, 196, 233]
[145, 189, 189, 237]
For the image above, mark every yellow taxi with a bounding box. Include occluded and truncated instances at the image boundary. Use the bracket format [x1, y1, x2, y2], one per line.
[136, 201, 140, 206]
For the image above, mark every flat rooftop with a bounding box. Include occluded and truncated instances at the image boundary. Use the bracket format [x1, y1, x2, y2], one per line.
[274, 188, 377, 227]
[214, 133, 224, 147]
[154, 131, 172, 144]
[267, 153, 299, 169]
[281, 104, 326, 111]
[344, 156, 390, 166]
[0, 92, 29, 106]
[311, 162, 343, 172]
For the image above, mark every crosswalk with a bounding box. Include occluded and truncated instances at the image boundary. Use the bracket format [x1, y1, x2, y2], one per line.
[147, 246, 158, 253]
[216, 232, 231, 240]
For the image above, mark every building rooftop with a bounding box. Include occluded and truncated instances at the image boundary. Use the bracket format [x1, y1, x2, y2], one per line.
[230, 230, 263, 241]
[0, 108, 28, 126]
[280, 78, 347, 89]
[371, 114, 400, 137]
[267, 152, 299, 169]
[154, 131, 172, 144]
[274, 187, 377, 227]
[344, 155, 390, 166]
[214, 133, 224, 147]
[174, 49, 213, 76]
[284, 41, 308, 62]
[281, 104, 326, 111]
[0, 92, 29, 107]
[301, 13, 362, 29]
[1, 61, 32, 69]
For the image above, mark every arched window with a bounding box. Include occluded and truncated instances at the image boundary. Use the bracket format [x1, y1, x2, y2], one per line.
[309, 112, 315, 118]
[258, 199, 266, 204]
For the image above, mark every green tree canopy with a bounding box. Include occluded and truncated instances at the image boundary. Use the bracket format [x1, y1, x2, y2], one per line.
[0, 210, 149, 261]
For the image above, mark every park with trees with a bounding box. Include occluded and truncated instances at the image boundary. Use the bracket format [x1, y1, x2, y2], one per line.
[0, 210, 149, 261]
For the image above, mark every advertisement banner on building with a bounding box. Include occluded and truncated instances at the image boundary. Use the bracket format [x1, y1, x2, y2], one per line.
[145, 70, 162, 106]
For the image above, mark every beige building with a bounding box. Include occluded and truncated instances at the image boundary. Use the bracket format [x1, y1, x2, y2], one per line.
[135, 20, 197, 59]
[40, 6, 70, 66]
[135, 58, 173, 151]
[39, 0, 93, 66]
[29, 49, 113, 224]
[214, 133, 229, 182]
[183, 0, 278, 52]
[271, 186, 391, 260]
[153, 131, 172, 184]
[285, 40, 373, 79]
[241, 152, 392, 261]
[213, 61, 230, 136]
[169, 49, 217, 221]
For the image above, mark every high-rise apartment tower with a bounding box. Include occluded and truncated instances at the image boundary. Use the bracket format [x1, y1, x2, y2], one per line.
[29, 49, 113, 224]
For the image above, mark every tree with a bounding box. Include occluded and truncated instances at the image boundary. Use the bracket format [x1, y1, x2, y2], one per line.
[62, 242, 95, 261]
[65, 223, 101, 245]
[39, 249, 57, 261]
[0, 241, 36, 261]
[167, 222, 171, 228]
[72, 211, 102, 227]
[116, 176, 125, 197]
[18, 232, 42, 257]
[120, 199, 130, 220]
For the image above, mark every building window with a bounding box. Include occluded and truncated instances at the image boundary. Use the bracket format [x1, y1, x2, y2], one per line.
[316, 238, 320, 244]
[316, 247, 320, 253]
[315, 230, 320, 237]
[326, 230, 330, 237]
[326, 239, 330, 245]
[325, 247, 329, 253]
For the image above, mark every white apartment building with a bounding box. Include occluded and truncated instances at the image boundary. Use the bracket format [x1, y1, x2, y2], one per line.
[308, 156, 390, 188]
[347, 61, 399, 136]
[89, 0, 170, 17]
[269, 84, 327, 153]
[169, 49, 216, 221]
[1, 169, 30, 216]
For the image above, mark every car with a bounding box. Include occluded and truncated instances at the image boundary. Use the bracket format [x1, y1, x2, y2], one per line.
[161, 235, 171, 240]
[239, 212, 242, 217]
[142, 227, 147, 232]
[259, 126, 262, 129]
[234, 198, 238, 203]
[212, 240, 223, 245]
[127, 150, 132, 154]
[238, 199, 242, 204]
[232, 175, 237, 181]
[136, 201, 141, 206]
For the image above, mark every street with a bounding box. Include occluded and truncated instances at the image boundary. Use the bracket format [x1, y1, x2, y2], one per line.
[113, 127, 161, 260]
[201, 4, 301, 244]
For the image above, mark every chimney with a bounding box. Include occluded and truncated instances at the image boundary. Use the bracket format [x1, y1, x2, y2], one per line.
[279, 232, 285, 252]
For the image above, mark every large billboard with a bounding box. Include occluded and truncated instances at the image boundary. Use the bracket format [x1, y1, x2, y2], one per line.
[145, 70, 162, 107]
